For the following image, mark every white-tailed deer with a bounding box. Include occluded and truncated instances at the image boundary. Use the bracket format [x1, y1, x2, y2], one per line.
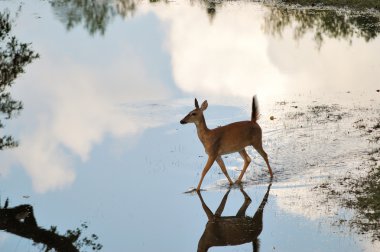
[180, 96, 273, 191]
[197, 183, 272, 252]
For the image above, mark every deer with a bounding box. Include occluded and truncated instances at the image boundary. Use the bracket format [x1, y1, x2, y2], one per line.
[180, 96, 273, 191]
[196, 183, 272, 252]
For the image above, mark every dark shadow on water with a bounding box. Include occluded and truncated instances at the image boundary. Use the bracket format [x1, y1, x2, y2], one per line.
[0, 198, 102, 252]
[196, 183, 272, 252]
[0, 11, 39, 149]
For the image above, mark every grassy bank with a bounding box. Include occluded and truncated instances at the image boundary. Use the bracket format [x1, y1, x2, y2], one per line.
[316, 117, 380, 241]
[281, 0, 380, 11]
[347, 164, 380, 240]
[343, 120, 380, 240]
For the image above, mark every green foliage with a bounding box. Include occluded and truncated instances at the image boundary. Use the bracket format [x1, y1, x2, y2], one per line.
[48, 0, 380, 40]
[281, 0, 380, 11]
[345, 162, 380, 240]
[0, 11, 39, 149]
[65, 222, 103, 251]
[0, 136, 19, 150]
[0, 12, 39, 90]
[321, 119, 380, 241]
[263, 5, 380, 48]
[50, 0, 137, 35]
[346, 120, 380, 240]
[46, 222, 103, 252]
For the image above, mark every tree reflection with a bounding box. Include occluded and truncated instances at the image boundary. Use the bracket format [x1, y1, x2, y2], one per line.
[0, 198, 102, 252]
[198, 0, 221, 23]
[196, 183, 272, 252]
[263, 5, 380, 48]
[0, 11, 39, 150]
[49, 0, 225, 34]
[50, 0, 138, 35]
[49, 0, 380, 46]
[0, 11, 101, 251]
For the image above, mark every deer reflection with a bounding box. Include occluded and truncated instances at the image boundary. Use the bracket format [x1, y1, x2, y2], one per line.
[197, 183, 271, 252]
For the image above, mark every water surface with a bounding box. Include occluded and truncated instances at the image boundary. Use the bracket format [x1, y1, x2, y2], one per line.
[0, 1, 379, 251]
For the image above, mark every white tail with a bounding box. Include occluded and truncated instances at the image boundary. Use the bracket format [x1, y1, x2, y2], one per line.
[180, 96, 273, 191]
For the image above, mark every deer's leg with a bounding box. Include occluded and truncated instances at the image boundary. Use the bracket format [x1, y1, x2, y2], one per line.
[236, 149, 251, 184]
[196, 191, 214, 221]
[216, 156, 233, 185]
[197, 156, 216, 191]
[236, 187, 252, 217]
[253, 143, 273, 178]
[252, 238, 261, 252]
[215, 189, 231, 217]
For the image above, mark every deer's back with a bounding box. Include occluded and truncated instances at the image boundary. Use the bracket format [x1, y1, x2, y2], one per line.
[199, 217, 262, 248]
[207, 121, 262, 155]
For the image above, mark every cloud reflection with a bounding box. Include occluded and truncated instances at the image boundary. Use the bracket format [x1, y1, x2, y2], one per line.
[3, 1, 380, 194]
[142, 2, 287, 102]
[1, 34, 171, 193]
[141, 2, 380, 103]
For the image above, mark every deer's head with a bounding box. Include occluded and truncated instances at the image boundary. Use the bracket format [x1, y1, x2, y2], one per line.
[180, 98, 208, 125]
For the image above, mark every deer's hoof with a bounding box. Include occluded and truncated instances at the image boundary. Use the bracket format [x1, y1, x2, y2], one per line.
[235, 180, 242, 185]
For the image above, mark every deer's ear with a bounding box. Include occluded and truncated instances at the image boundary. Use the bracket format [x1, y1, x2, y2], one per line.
[201, 100, 208, 111]
[195, 98, 199, 109]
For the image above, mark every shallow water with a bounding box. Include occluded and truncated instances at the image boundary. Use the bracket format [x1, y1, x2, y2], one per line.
[0, 0, 379, 251]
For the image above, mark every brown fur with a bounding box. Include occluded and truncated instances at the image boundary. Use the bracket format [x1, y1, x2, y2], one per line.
[180, 97, 273, 190]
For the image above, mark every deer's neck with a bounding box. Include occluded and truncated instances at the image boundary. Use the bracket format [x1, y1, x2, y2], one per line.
[195, 115, 209, 144]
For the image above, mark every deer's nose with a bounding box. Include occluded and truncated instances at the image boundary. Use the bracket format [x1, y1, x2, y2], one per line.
[180, 119, 187, 124]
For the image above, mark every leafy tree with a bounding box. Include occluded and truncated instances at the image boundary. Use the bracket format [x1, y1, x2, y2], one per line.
[0, 11, 39, 149]
[263, 5, 380, 48]
[0, 198, 103, 252]
[50, 0, 137, 35]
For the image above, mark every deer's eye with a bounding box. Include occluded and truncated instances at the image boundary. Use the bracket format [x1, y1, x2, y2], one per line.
[191, 112, 197, 116]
